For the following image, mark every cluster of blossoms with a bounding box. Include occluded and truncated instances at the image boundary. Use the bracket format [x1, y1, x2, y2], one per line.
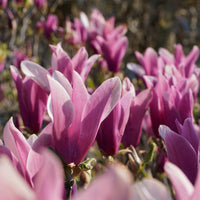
[0, 2, 200, 200]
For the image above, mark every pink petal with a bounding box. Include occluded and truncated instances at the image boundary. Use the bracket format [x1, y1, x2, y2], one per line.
[74, 77, 121, 164]
[21, 61, 50, 93]
[165, 162, 194, 200]
[3, 117, 31, 177]
[34, 150, 65, 200]
[132, 178, 172, 200]
[0, 156, 35, 200]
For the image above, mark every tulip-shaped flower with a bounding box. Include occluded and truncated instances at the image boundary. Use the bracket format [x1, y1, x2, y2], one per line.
[122, 78, 153, 147]
[66, 17, 88, 46]
[165, 162, 200, 200]
[0, 117, 52, 187]
[21, 43, 99, 90]
[11, 66, 48, 133]
[47, 70, 121, 164]
[159, 118, 199, 184]
[37, 14, 58, 40]
[66, 9, 128, 73]
[50, 43, 100, 83]
[144, 71, 194, 135]
[96, 78, 133, 156]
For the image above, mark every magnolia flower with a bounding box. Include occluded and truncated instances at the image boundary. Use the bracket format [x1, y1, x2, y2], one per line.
[66, 9, 128, 72]
[122, 78, 152, 147]
[46, 71, 121, 164]
[0, 117, 52, 186]
[11, 66, 48, 133]
[159, 118, 199, 184]
[96, 78, 133, 156]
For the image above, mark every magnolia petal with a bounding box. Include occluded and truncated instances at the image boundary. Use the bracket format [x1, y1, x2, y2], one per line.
[21, 61, 50, 93]
[75, 77, 121, 164]
[164, 162, 194, 200]
[3, 117, 31, 176]
[127, 62, 145, 77]
[122, 88, 152, 147]
[192, 167, 200, 200]
[34, 150, 65, 200]
[48, 75, 74, 140]
[52, 70, 72, 97]
[0, 156, 35, 200]
[159, 125, 198, 184]
[132, 178, 172, 200]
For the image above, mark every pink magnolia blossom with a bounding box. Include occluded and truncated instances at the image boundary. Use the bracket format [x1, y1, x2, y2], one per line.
[11, 66, 48, 133]
[21, 43, 99, 91]
[96, 78, 133, 156]
[165, 162, 200, 200]
[144, 71, 194, 135]
[0, 117, 52, 186]
[66, 9, 128, 72]
[37, 15, 58, 40]
[159, 118, 199, 184]
[46, 71, 121, 164]
[132, 178, 172, 200]
[122, 78, 153, 147]
[66, 17, 88, 46]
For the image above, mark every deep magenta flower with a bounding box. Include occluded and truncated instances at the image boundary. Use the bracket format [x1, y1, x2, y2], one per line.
[159, 118, 199, 184]
[122, 78, 152, 147]
[96, 78, 133, 156]
[144, 72, 194, 135]
[11, 66, 48, 133]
